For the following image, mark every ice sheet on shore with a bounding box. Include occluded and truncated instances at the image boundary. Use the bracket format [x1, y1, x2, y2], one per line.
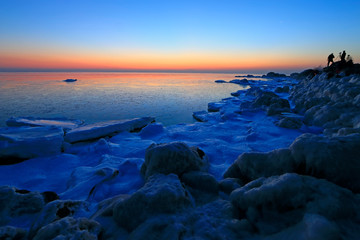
[64, 117, 154, 143]
[0, 126, 64, 162]
[6, 117, 83, 131]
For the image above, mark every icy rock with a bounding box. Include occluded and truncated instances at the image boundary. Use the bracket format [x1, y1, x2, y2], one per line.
[180, 171, 218, 194]
[223, 149, 295, 183]
[64, 117, 154, 143]
[0, 126, 64, 163]
[192, 111, 221, 122]
[275, 86, 290, 93]
[245, 86, 263, 97]
[181, 199, 246, 239]
[141, 142, 208, 180]
[113, 174, 192, 231]
[208, 102, 225, 112]
[266, 214, 341, 240]
[139, 123, 164, 139]
[6, 117, 83, 131]
[219, 178, 244, 195]
[252, 91, 282, 107]
[0, 226, 27, 240]
[127, 216, 185, 240]
[290, 133, 360, 192]
[229, 79, 249, 85]
[0, 186, 45, 225]
[33, 217, 102, 240]
[29, 200, 91, 238]
[230, 173, 360, 236]
[276, 117, 303, 129]
[215, 80, 227, 83]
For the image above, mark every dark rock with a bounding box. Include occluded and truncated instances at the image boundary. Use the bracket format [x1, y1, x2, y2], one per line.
[289, 133, 360, 192]
[219, 178, 243, 195]
[141, 142, 208, 180]
[0, 186, 45, 225]
[223, 149, 295, 184]
[113, 174, 192, 231]
[230, 173, 359, 236]
[276, 117, 303, 129]
[215, 80, 227, 83]
[33, 217, 102, 240]
[29, 200, 91, 238]
[0, 226, 27, 240]
[181, 171, 219, 195]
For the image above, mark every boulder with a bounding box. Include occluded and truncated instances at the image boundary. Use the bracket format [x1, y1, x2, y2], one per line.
[208, 102, 226, 112]
[215, 80, 227, 83]
[29, 200, 91, 238]
[0, 226, 27, 240]
[223, 149, 295, 183]
[289, 133, 360, 192]
[141, 142, 208, 180]
[64, 117, 154, 143]
[0, 126, 64, 163]
[113, 174, 192, 231]
[230, 173, 360, 236]
[33, 217, 102, 240]
[229, 79, 249, 85]
[0, 186, 45, 226]
[180, 171, 218, 194]
[276, 117, 303, 129]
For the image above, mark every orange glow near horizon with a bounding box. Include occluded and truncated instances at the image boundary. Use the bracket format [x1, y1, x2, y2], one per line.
[0, 49, 321, 72]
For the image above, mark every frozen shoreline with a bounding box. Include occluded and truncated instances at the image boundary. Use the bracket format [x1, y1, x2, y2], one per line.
[1, 66, 360, 239]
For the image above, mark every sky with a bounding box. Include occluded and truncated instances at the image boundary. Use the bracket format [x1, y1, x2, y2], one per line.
[0, 0, 359, 73]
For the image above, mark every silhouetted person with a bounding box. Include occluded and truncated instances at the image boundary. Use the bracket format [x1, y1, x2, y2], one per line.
[346, 54, 353, 65]
[327, 53, 335, 67]
[341, 50, 346, 62]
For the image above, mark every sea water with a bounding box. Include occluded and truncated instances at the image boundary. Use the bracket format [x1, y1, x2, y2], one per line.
[0, 72, 258, 126]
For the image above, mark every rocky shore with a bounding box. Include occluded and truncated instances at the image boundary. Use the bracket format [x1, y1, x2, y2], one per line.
[1, 65, 360, 239]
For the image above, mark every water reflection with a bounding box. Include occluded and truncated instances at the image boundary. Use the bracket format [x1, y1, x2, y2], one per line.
[0, 72, 253, 126]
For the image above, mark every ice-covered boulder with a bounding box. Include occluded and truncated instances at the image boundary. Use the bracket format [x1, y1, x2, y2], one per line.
[0, 126, 64, 163]
[229, 79, 249, 85]
[140, 142, 208, 180]
[208, 102, 226, 112]
[29, 200, 91, 238]
[0, 226, 27, 240]
[192, 111, 221, 122]
[223, 149, 295, 183]
[64, 117, 154, 143]
[276, 117, 303, 129]
[290, 133, 360, 192]
[230, 173, 360, 237]
[33, 217, 102, 240]
[139, 123, 164, 139]
[6, 117, 83, 131]
[0, 186, 56, 226]
[113, 174, 192, 231]
[180, 171, 218, 194]
[275, 86, 290, 93]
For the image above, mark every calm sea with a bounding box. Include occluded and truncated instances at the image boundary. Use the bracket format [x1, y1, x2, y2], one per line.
[0, 72, 254, 126]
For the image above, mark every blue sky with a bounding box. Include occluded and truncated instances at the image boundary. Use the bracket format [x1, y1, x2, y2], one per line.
[1, 0, 359, 72]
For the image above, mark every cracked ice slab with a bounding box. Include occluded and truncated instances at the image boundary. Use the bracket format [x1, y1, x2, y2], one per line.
[64, 117, 155, 143]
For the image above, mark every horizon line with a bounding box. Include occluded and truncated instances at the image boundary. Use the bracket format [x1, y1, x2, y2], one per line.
[0, 67, 306, 74]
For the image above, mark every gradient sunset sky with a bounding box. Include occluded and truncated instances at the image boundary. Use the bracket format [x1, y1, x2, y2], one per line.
[1, 0, 359, 73]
